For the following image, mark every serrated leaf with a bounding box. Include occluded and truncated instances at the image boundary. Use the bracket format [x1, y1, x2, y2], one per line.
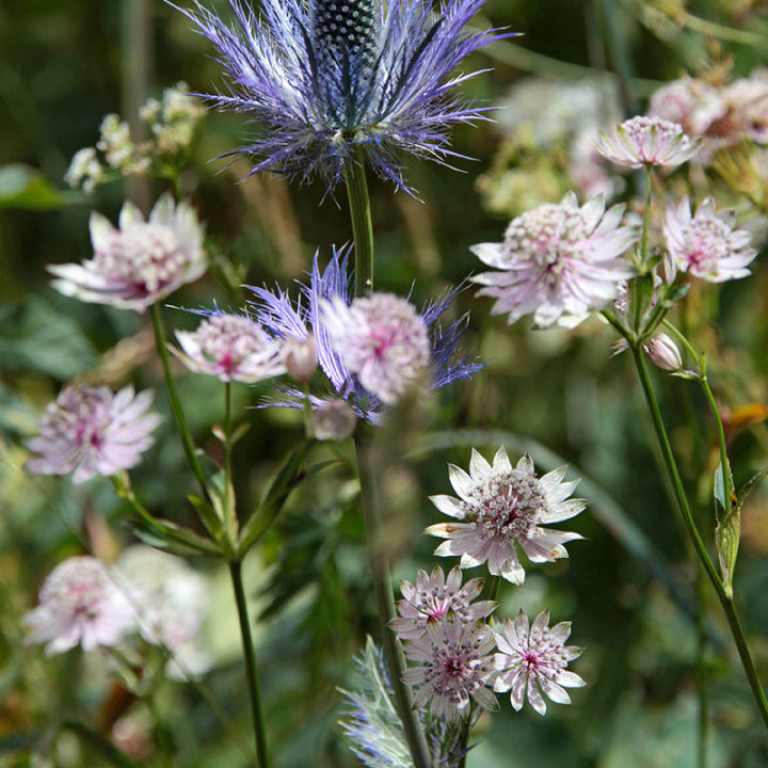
[129, 516, 222, 557]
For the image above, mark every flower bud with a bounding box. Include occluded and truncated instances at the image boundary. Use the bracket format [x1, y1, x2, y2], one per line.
[312, 398, 357, 441]
[281, 335, 318, 383]
[644, 333, 683, 372]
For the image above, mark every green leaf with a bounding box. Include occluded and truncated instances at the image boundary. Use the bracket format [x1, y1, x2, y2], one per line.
[186, 493, 225, 541]
[0, 164, 74, 209]
[129, 516, 222, 557]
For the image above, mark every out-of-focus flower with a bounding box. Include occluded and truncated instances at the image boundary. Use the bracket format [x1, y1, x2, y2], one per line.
[390, 565, 495, 641]
[321, 293, 430, 405]
[648, 78, 726, 140]
[249, 251, 483, 421]
[426, 446, 585, 585]
[173, 312, 285, 383]
[596, 116, 700, 169]
[49, 194, 206, 312]
[172, 0, 507, 191]
[664, 197, 757, 283]
[117, 546, 212, 679]
[493, 610, 585, 715]
[471, 192, 636, 328]
[720, 72, 768, 144]
[64, 148, 106, 194]
[25, 556, 136, 655]
[312, 398, 358, 441]
[402, 619, 497, 722]
[281, 335, 318, 383]
[25, 385, 160, 484]
[644, 333, 683, 372]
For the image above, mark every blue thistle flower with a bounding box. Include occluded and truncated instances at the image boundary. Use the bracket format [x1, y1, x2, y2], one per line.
[172, 0, 509, 189]
[247, 249, 483, 422]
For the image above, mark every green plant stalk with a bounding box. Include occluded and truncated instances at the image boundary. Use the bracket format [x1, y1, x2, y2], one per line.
[630, 346, 768, 728]
[695, 566, 708, 768]
[229, 560, 270, 768]
[343, 153, 432, 768]
[149, 303, 210, 501]
[223, 381, 237, 543]
[633, 167, 653, 333]
[343, 147, 375, 297]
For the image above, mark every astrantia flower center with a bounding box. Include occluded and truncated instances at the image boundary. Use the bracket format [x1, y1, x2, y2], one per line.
[195, 315, 277, 373]
[95, 223, 185, 296]
[469, 469, 545, 539]
[679, 217, 733, 273]
[426, 642, 487, 701]
[623, 115, 683, 147]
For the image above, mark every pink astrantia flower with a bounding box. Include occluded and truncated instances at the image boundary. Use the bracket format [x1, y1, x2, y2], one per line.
[426, 447, 585, 585]
[493, 610, 585, 716]
[25, 556, 137, 655]
[173, 313, 286, 383]
[390, 565, 496, 641]
[595, 116, 700, 168]
[471, 192, 636, 328]
[49, 194, 205, 312]
[320, 292, 430, 404]
[25, 385, 160, 484]
[401, 619, 498, 722]
[664, 197, 757, 283]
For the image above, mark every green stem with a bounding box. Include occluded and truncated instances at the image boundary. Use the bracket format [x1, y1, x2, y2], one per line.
[229, 560, 270, 768]
[695, 566, 708, 768]
[149, 303, 209, 500]
[223, 382, 236, 542]
[343, 149, 375, 297]
[633, 167, 654, 333]
[354, 433, 432, 768]
[61, 721, 142, 768]
[630, 345, 768, 729]
[699, 365, 733, 509]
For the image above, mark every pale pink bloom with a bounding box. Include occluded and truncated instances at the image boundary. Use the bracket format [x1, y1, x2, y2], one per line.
[471, 192, 636, 328]
[722, 72, 768, 144]
[312, 398, 357, 441]
[426, 447, 585, 585]
[25, 556, 137, 655]
[320, 293, 430, 404]
[281, 335, 318, 382]
[25, 385, 160, 484]
[173, 313, 285, 383]
[494, 610, 585, 716]
[664, 197, 756, 283]
[644, 333, 683, 372]
[595, 116, 700, 168]
[648, 78, 726, 139]
[390, 565, 496, 641]
[49, 194, 205, 312]
[117, 546, 212, 679]
[401, 619, 498, 722]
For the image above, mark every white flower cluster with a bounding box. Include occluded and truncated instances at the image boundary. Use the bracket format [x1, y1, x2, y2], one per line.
[65, 82, 206, 192]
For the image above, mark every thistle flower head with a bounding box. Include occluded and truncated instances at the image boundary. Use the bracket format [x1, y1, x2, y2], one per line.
[248, 251, 482, 421]
[173, 0, 508, 190]
[173, 311, 286, 383]
[426, 446, 585, 585]
[596, 116, 701, 169]
[471, 192, 636, 328]
[25, 557, 137, 655]
[390, 565, 496, 642]
[493, 610, 585, 715]
[49, 194, 206, 312]
[402, 619, 498, 722]
[663, 196, 757, 283]
[25, 385, 161, 484]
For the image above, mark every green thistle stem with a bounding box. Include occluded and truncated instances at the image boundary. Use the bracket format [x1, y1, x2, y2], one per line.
[229, 560, 270, 768]
[343, 152, 433, 768]
[223, 381, 237, 543]
[149, 303, 209, 501]
[630, 345, 768, 729]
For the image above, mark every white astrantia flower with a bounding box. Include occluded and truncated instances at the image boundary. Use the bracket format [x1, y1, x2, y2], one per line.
[116, 546, 212, 679]
[25, 556, 137, 655]
[173, 313, 286, 383]
[471, 192, 636, 328]
[25, 385, 161, 484]
[401, 619, 498, 723]
[663, 197, 757, 283]
[320, 292, 431, 405]
[390, 565, 496, 642]
[49, 194, 206, 312]
[493, 610, 585, 716]
[595, 115, 701, 169]
[426, 447, 585, 585]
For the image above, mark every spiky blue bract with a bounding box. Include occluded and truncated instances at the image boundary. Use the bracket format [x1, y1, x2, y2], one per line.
[172, 0, 509, 190]
[247, 249, 483, 422]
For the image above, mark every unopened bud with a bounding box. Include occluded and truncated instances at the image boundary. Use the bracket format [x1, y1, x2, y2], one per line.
[282, 335, 318, 383]
[644, 333, 683, 372]
[312, 398, 357, 441]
